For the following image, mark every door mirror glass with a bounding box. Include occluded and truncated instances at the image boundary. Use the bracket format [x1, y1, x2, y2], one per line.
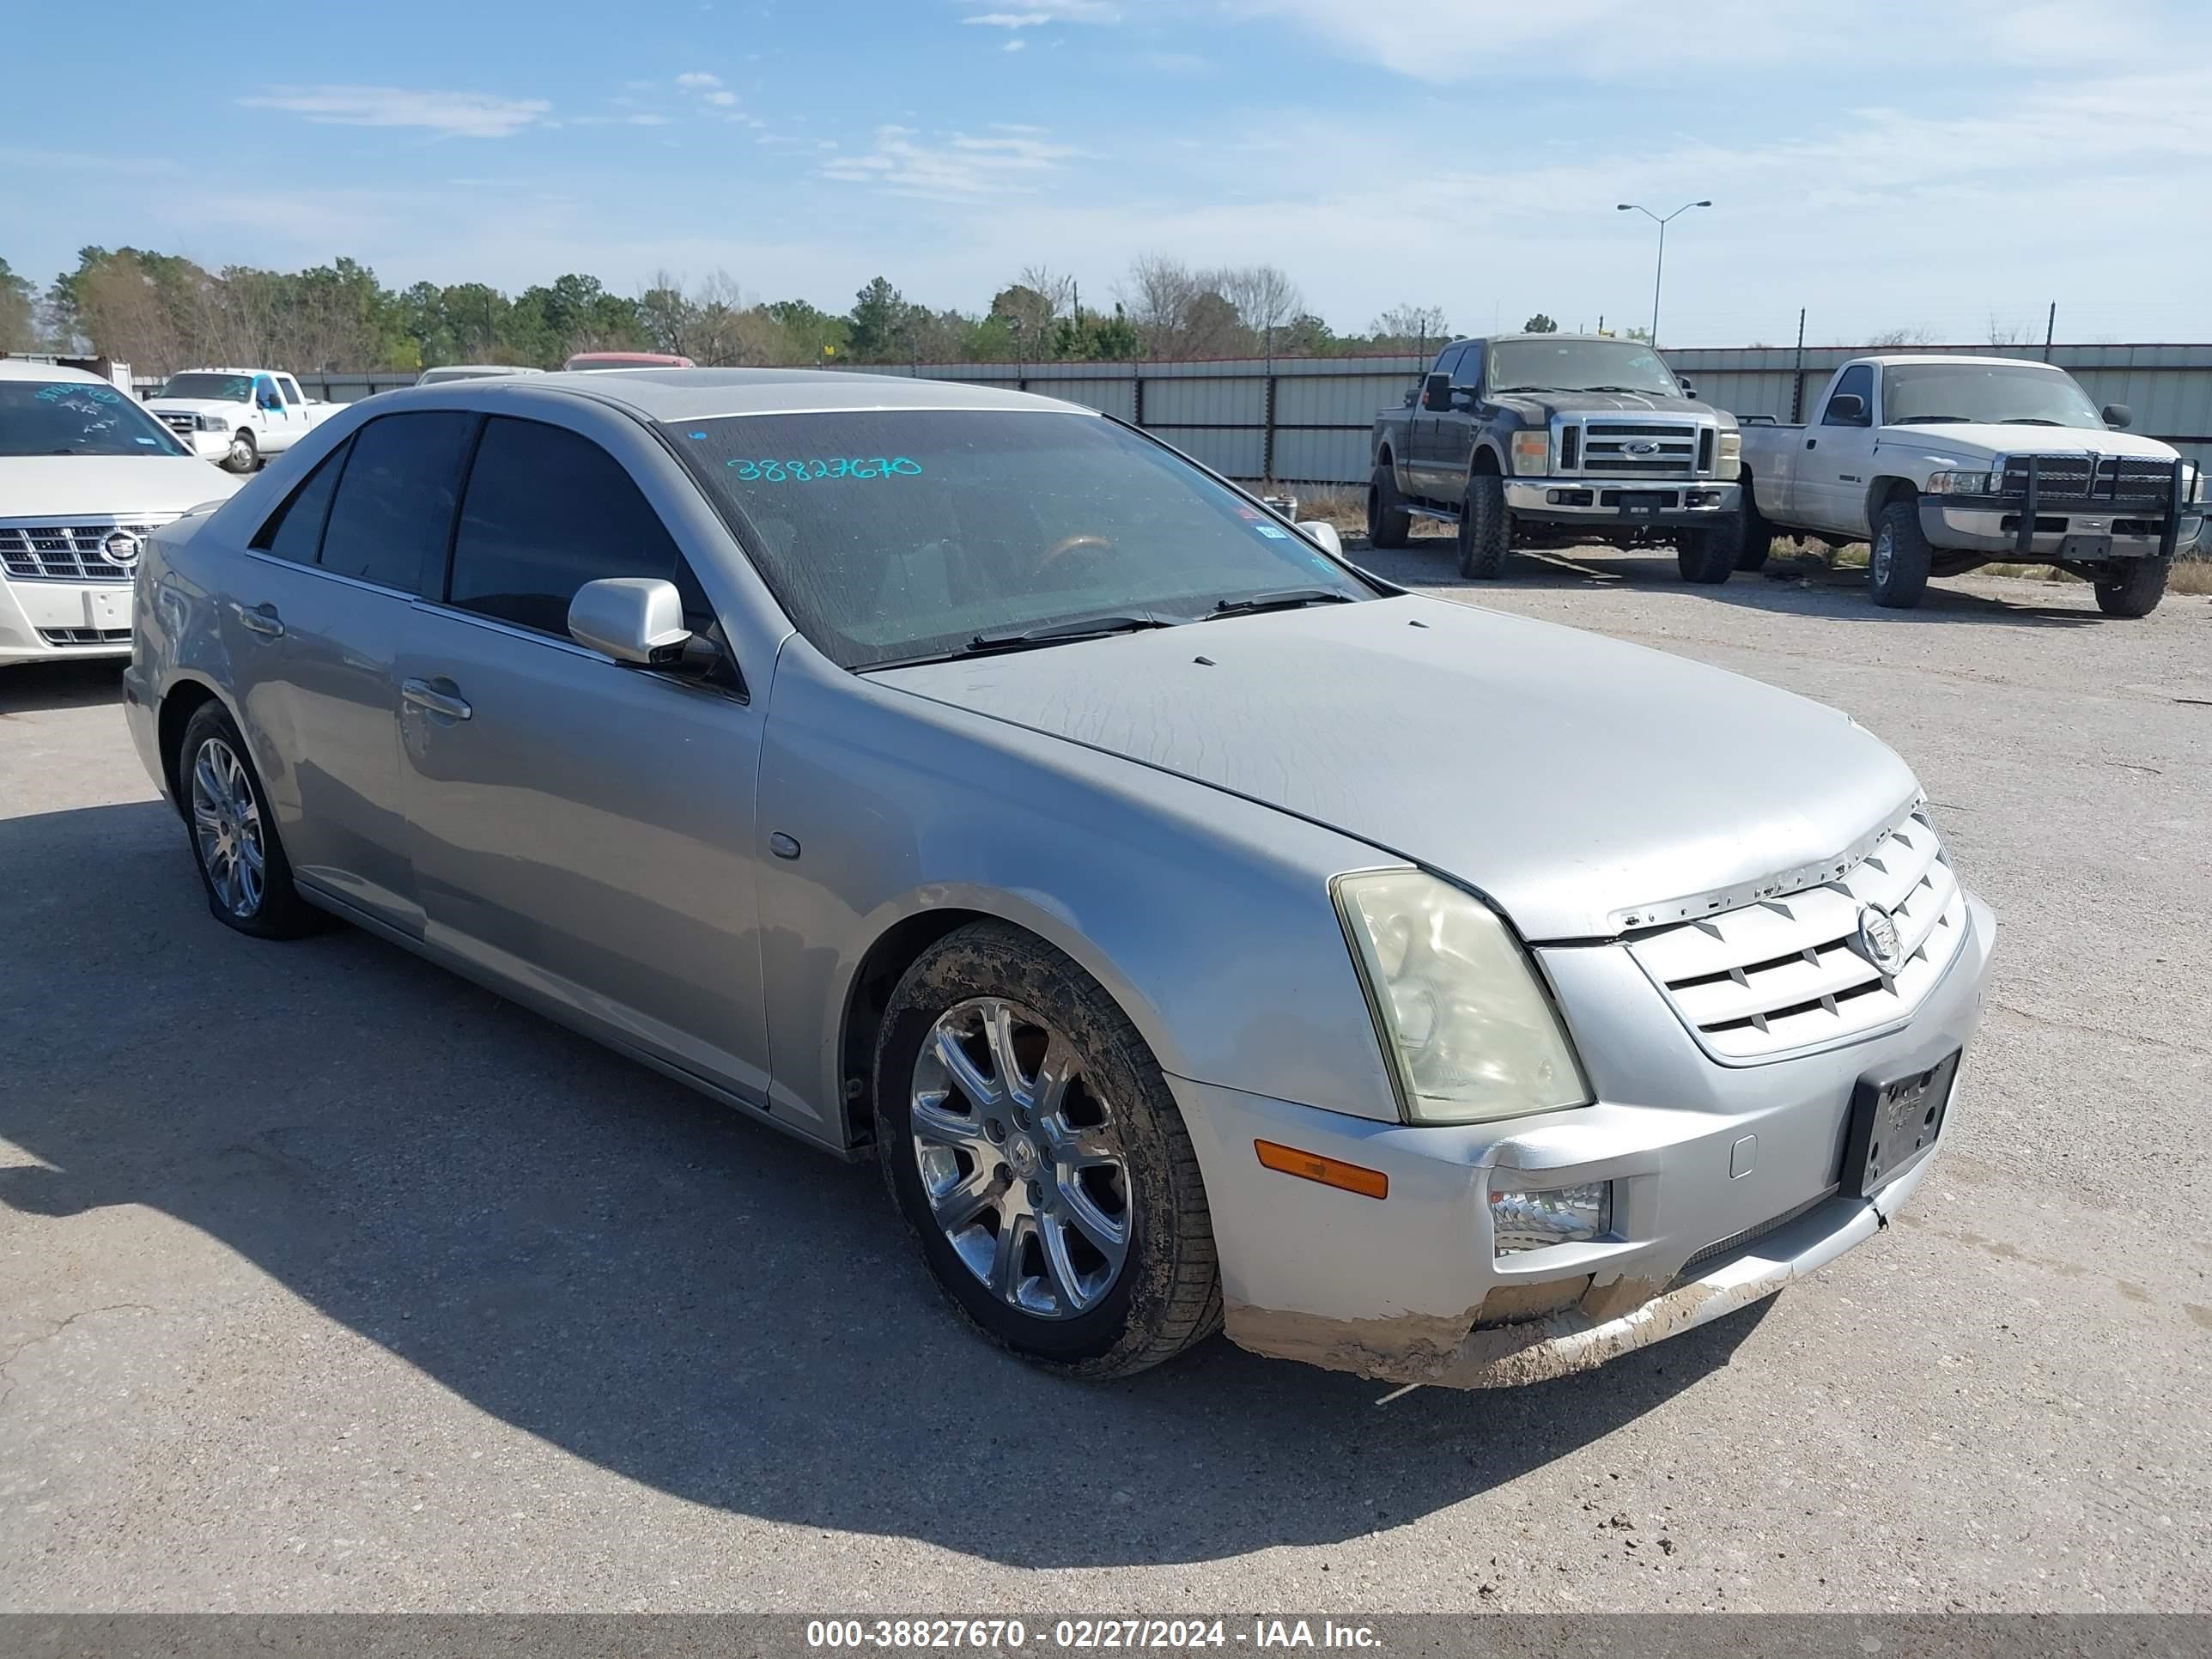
[1296, 520, 1344, 557]
[2101, 403, 2133, 428]
[568, 577, 692, 665]
[1421, 373, 1451, 412]
[1678, 380, 1698, 399]
[1826, 392, 1866, 423]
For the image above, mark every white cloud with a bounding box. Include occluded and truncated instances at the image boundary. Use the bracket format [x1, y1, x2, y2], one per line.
[573, 112, 673, 126]
[238, 85, 550, 139]
[675, 71, 723, 88]
[961, 0, 1119, 26]
[1004, 38, 1026, 51]
[819, 125, 1087, 199]
[707, 88, 738, 105]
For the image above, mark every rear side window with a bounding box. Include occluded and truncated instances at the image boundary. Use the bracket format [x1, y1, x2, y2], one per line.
[319, 411, 476, 593]
[251, 439, 350, 563]
[447, 416, 708, 635]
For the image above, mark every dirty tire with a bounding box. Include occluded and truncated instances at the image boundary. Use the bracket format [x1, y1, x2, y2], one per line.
[1676, 514, 1743, 584]
[1735, 476, 1775, 571]
[1869, 499, 1934, 610]
[178, 701, 326, 939]
[875, 921, 1221, 1379]
[223, 428, 258, 474]
[2093, 556, 2169, 618]
[1367, 462, 1412, 549]
[1458, 471, 1510, 580]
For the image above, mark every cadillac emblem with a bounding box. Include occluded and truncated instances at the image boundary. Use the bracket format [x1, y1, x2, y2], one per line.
[1856, 903, 1905, 974]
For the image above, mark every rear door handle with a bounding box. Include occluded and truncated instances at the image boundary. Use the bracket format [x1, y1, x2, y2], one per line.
[234, 601, 284, 639]
[401, 678, 472, 721]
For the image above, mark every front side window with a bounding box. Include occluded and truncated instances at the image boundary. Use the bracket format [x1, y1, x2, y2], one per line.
[1822, 365, 1875, 426]
[161, 373, 252, 403]
[0, 380, 191, 458]
[671, 409, 1375, 670]
[318, 411, 476, 593]
[448, 416, 709, 635]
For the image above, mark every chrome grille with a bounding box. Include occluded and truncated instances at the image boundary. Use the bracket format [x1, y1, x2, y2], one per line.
[158, 411, 197, 435]
[1626, 808, 1968, 1063]
[0, 520, 168, 583]
[1576, 421, 1701, 477]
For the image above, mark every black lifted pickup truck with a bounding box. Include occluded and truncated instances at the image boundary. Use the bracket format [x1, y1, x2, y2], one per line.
[1369, 333, 1745, 581]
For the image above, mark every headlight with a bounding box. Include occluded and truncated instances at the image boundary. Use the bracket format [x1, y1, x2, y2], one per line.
[1717, 430, 1741, 463]
[196, 413, 230, 431]
[1332, 868, 1591, 1125]
[1925, 468, 1997, 495]
[1509, 429, 1550, 475]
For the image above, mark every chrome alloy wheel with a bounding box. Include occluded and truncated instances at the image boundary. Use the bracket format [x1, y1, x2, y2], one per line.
[190, 737, 266, 919]
[908, 997, 1133, 1318]
[1871, 524, 1895, 585]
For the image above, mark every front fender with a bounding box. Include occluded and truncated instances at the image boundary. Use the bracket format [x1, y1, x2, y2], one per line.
[752, 639, 1401, 1144]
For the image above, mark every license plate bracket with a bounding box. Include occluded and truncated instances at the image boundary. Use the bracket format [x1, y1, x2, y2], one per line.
[2057, 532, 2112, 559]
[84, 588, 130, 629]
[1620, 490, 1668, 515]
[1844, 1051, 1960, 1198]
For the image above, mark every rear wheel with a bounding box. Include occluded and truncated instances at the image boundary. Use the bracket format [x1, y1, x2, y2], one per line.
[1458, 471, 1510, 580]
[179, 702, 324, 939]
[1869, 500, 1934, 610]
[1366, 462, 1412, 549]
[2093, 556, 2169, 618]
[875, 921, 1220, 1379]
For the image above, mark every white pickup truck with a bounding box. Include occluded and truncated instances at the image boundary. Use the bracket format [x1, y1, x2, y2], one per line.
[1736, 353, 2201, 617]
[145, 368, 340, 474]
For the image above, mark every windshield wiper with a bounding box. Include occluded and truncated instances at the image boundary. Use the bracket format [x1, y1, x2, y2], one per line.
[2000, 417, 2066, 426]
[1893, 415, 1969, 424]
[960, 613, 1174, 656]
[1489, 385, 1561, 394]
[1582, 385, 1668, 395]
[1204, 588, 1357, 621]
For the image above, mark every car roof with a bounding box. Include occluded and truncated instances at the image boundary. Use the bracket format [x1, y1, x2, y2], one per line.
[1853, 354, 2064, 368]
[0, 360, 106, 384]
[422, 367, 1098, 422]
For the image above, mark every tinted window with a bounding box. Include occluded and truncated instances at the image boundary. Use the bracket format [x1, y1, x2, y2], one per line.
[251, 438, 350, 562]
[1823, 365, 1875, 426]
[449, 417, 708, 635]
[1433, 345, 1467, 384]
[319, 411, 475, 592]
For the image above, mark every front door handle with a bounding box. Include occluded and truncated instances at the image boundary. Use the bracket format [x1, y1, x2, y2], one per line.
[401, 678, 472, 721]
[234, 601, 284, 639]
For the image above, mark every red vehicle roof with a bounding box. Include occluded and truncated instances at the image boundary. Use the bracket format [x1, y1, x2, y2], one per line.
[562, 352, 696, 369]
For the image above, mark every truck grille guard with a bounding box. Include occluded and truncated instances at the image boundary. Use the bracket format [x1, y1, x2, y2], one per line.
[1998, 454, 2189, 557]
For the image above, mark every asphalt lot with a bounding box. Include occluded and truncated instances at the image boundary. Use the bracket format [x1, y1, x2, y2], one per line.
[3, 546, 2209, 1613]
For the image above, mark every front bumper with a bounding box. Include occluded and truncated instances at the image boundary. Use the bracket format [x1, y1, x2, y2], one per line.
[0, 578, 134, 665]
[1175, 892, 1995, 1389]
[1504, 477, 1739, 526]
[1921, 499, 2200, 561]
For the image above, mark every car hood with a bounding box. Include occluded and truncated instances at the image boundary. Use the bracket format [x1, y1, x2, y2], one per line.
[146, 398, 247, 416]
[1495, 390, 1720, 422]
[1876, 423, 2179, 463]
[0, 454, 240, 519]
[872, 596, 1920, 942]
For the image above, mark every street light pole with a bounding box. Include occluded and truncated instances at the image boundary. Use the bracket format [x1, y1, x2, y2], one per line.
[1615, 199, 1711, 349]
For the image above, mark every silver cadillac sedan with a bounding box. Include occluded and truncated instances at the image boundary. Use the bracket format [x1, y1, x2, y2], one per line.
[123, 370, 1995, 1389]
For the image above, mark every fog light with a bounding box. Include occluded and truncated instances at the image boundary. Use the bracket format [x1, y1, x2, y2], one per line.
[1490, 1181, 1612, 1255]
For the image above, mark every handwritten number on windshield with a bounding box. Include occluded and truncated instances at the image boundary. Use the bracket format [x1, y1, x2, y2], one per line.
[726, 457, 923, 482]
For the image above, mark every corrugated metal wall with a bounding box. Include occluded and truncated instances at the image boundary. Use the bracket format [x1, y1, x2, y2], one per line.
[179, 345, 2212, 483]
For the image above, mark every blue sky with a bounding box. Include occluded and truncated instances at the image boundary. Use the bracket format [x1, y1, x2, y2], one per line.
[5, 0, 2209, 346]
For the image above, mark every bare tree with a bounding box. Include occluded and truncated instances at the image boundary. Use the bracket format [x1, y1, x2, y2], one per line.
[1370, 303, 1450, 348]
[1212, 264, 1304, 344]
[78, 255, 185, 374]
[1986, 312, 2035, 347]
[1119, 253, 1204, 357]
[1862, 325, 1936, 349]
[1018, 264, 1077, 322]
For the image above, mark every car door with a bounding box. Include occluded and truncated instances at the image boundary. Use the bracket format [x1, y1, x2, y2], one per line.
[1436, 342, 1484, 489]
[1801, 363, 1878, 534]
[396, 411, 772, 1102]
[251, 374, 288, 448]
[221, 410, 475, 937]
[1407, 345, 1464, 499]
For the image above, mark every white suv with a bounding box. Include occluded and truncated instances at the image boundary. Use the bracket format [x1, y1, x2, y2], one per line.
[0, 362, 240, 668]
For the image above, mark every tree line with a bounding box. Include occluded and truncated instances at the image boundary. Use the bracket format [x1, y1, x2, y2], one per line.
[0, 247, 1477, 375]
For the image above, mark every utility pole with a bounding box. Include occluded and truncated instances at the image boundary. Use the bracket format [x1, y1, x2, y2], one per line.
[1617, 200, 1711, 348]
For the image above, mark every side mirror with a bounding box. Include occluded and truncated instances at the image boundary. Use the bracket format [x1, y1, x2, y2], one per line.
[1402, 388, 1418, 407]
[2102, 403, 2133, 428]
[1828, 392, 1866, 423]
[1421, 372, 1451, 412]
[1296, 520, 1344, 557]
[1678, 381, 1698, 399]
[568, 576, 692, 665]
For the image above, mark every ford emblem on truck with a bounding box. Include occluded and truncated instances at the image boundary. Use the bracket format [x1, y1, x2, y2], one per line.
[1625, 439, 1661, 456]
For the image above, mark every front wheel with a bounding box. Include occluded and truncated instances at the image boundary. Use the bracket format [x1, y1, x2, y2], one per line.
[1367, 463, 1412, 549]
[223, 428, 258, 473]
[1676, 515, 1743, 584]
[875, 921, 1221, 1379]
[1458, 471, 1511, 579]
[2094, 556, 2169, 618]
[1869, 500, 1934, 609]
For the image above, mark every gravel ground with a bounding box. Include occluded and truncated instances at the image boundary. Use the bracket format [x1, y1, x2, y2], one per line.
[2, 546, 2208, 1614]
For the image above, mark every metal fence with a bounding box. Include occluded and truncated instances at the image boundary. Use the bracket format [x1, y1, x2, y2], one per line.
[158, 343, 2212, 485]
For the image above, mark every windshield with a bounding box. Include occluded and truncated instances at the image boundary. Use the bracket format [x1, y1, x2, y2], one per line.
[1486, 339, 1680, 397]
[672, 410, 1376, 669]
[161, 372, 252, 403]
[0, 380, 192, 458]
[1881, 364, 2105, 428]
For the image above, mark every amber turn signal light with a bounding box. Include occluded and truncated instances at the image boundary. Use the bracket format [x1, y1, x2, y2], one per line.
[1254, 1139, 1389, 1200]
